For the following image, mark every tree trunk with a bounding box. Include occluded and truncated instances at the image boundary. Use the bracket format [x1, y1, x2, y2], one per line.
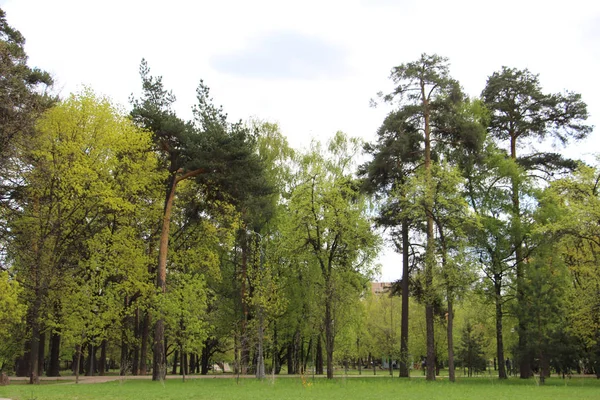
[132, 308, 140, 375]
[494, 276, 507, 379]
[325, 300, 334, 379]
[287, 343, 294, 374]
[15, 340, 30, 377]
[28, 295, 42, 384]
[273, 321, 279, 374]
[85, 342, 97, 376]
[37, 331, 45, 378]
[256, 310, 265, 379]
[316, 336, 323, 375]
[74, 344, 82, 384]
[153, 175, 177, 381]
[240, 235, 249, 375]
[140, 313, 150, 375]
[172, 350, 179, 375]
[47, 332, 61, 377]
[120, 337, 128, 376]
[182, 352, 188, 376]
[447, 298, 455, 382]
[98, 340, 107, 376]
[201, 344, 210, 375]
[399, 218, 410, 378]
[510, 135, 531, 380]
[189, 353, 195, 375]
[421, 81, 436, 382]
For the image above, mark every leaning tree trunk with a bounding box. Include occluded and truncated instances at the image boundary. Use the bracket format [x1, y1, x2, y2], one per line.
[153, 174, 178, 381]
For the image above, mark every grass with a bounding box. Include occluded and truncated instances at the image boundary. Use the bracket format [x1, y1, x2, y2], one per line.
[1, 376, 600, 400]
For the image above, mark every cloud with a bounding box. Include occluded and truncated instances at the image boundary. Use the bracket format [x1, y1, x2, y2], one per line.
[211, 31, 348, 80]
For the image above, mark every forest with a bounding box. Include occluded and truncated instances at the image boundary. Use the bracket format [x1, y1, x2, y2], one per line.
[0, 7, 598, 386]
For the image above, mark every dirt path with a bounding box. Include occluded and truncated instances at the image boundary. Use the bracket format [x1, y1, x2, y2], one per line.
[7, 373, 396, 385]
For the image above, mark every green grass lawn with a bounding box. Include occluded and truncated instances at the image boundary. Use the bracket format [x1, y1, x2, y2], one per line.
[1, 376, 599, 400]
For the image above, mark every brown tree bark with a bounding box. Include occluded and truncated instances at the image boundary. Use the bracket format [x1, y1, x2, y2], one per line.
[153, 168, 205, 381]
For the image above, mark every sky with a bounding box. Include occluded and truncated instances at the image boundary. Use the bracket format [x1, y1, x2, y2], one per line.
[2, 0, 599, 282]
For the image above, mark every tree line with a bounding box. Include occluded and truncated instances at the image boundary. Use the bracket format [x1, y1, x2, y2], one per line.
[0, 8, 598, 385]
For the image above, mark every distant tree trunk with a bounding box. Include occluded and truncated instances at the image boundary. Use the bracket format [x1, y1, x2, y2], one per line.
[287, 343, 294, 374]
[189, 353, 195, 375]
[240, 238, 249, 375]
[447, 298, 455, 382]
[74, 344, 82, 384]
[316, 336, 323, 375]
[272, 322, 279, 374]
[172, 350, 179, 375]
[181, 352, 187, 376]
[98, 340, 107, 376]
[140, 313, 150, 375]
[85, 343, 97, 376]
[120, 338, 128, 376]
[400, 218, 410, 378]
[47, 332, 61, 377]
[201, 345, 210, 375]
[325, 300, 334, 379]
[28, 294, 42, 384]
[15, 340, 30, 377]
[181, 351, 187, 381]
[357, 337, 362, 375]
[495, 275, 507, 379]
[37, 332, 46, 377]
[121, 295, 130, 376]
[132, 308, 140, 375]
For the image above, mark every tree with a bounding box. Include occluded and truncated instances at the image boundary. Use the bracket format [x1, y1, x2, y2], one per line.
[361, 106, 422, 378]
[541, 163, 600, 376]
[457, 321, 487, 377]
[482, 67, 591, 378]
[0, 270, 25, 371]
[0, 8, 53, 165]
[130, 60, 269, 380]
[8, 89, 158, 383]
[286, 132, 380, 379]
[375, 54, 481, 380]
[464, 140, 521, 379]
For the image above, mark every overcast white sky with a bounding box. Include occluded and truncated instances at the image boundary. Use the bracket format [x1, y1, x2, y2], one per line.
[2, 0, 599, 281]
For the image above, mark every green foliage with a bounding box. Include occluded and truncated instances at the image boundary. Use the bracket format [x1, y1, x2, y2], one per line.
[0, 270, 25, 370]
[0, 8, 53, 163]
[457, 321, 488, 376]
